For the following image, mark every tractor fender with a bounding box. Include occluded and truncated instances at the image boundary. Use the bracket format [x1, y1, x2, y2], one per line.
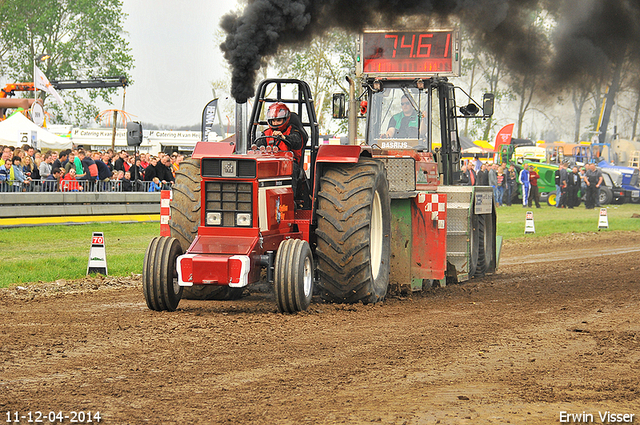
[191, 139, 236, 160]
[315, 145, 370, 164]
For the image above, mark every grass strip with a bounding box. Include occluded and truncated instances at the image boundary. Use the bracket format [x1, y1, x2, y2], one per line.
[0, 222, 158, 288]
[496, 202, 640, 240]
[1, 203, 639, 287]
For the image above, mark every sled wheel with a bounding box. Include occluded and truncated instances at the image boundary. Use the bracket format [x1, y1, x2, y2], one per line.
[475, 213, 495, 277]
[469, 214, 480, 278]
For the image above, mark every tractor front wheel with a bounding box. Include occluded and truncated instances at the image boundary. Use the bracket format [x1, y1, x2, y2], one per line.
[143, 236, 183, 311]
[274, 239, 314, 313]
[598, 187, 613, 205]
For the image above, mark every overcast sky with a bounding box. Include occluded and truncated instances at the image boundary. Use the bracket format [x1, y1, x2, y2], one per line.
[121, 0, 239, 128]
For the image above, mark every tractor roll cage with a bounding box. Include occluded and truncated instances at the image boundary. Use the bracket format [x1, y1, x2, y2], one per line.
[248, 78, 320, 192]
[249, 79, 319, 146]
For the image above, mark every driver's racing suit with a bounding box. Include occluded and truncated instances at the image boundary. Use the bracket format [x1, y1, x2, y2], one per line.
[263, 126, 303, 164]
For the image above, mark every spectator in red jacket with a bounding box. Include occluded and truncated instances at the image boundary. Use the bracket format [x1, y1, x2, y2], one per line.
[61, 168, 83, 192]
[528, 165, 541, 208]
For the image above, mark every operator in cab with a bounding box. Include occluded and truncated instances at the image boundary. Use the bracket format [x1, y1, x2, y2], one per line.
[383, 95, 426, 139]
[262, 102, 303, 164]
[261, 102, 309, 204]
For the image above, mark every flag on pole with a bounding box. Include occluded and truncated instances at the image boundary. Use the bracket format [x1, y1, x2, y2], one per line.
[201, 98, 218, 141]
[34, 65, 63, 105]
[494, 123, 514, 152]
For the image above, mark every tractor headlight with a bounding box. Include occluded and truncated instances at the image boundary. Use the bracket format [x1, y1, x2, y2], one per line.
[236, 213, 251, 227]
[206, 212, 222, 226]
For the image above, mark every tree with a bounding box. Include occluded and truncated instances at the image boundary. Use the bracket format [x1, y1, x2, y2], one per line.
[273, 30, 356, 134]
[456, 30, 509, 142]
[569, 81, 592, 143]
[0, 0, 133, 125]
[477, 51, 511, 142]
[504, 9, 551, 140]
[0, 3, 13, 67]
[459, 30, 482, 139]
[511, 73, 537, 139]
[629, 69, 640, 139]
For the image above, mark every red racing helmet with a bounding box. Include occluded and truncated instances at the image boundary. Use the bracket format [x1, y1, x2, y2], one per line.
[267, 102, 291, 132]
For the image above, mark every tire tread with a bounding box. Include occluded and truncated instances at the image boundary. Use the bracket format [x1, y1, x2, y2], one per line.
[315, 159, 390, 304]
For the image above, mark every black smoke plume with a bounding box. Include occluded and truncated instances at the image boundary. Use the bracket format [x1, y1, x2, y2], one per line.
[220, 0, 640, 102]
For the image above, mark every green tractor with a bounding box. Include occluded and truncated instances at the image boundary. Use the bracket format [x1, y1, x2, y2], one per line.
[498, 144, 578, 206]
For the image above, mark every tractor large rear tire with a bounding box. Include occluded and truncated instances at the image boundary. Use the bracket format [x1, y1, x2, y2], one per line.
[316, 159, 391, 304]
[143, 236, 183, 311]
[169, 158, 243, 301]
[169, 158, 201, 252]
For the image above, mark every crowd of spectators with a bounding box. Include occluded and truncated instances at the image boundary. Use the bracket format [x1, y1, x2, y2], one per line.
[460, 156, 603, 210]
[2, 144, 605, 209]
[0, 144, 183, 192]
[460, 160, 520, 207]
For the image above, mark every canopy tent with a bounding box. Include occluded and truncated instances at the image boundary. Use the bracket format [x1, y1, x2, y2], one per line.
[474, 140, 495, 151]
[463, 146, 493, 154]
[459, 134, 475, 150]
[0, 113, 72, 150]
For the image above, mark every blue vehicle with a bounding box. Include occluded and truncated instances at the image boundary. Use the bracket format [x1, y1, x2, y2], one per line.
[597, 160, 640, 204]
[571, 144, 640, 204]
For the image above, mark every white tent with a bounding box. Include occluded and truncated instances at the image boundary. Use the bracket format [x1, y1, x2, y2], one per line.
[0, 113, 73, 150]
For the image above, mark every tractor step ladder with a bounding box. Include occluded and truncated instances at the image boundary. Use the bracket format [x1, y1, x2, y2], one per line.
[631, 151, 640, 168]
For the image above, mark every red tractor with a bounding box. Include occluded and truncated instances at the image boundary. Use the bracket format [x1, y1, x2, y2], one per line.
[144, 28, 499, 313]
[145, 78, 392, 312]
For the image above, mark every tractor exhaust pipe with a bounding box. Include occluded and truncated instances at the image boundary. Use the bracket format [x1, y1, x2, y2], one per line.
[235, 101, 248, 155]
[346, 76, 357, 145]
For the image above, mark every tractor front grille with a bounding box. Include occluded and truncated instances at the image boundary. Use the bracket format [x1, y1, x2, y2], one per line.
[379, 157, 416, 193]
[631, 169, 639, 186]
[205, 181, 253, 227]
[202, 159, 256, 178]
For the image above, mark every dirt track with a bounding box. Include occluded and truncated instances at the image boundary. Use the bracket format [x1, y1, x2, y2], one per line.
[1, 231, 639, 424]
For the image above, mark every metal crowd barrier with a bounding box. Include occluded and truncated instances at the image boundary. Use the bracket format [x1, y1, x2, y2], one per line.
[0, 179, 166, 193]
[0, 190, 162, 222]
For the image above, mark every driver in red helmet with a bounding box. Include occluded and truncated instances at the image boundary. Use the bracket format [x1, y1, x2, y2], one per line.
[263, 102, 303, 164]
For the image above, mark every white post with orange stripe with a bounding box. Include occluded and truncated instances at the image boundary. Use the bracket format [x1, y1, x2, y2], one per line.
[160, 190, 172, 236]
[303, 150, 311, 178]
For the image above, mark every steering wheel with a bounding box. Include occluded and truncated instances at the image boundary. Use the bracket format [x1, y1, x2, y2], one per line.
[253, 135, 286, 147]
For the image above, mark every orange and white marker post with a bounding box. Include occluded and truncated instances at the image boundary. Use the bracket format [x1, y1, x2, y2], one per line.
[598, 208, 609, 229]
[87, 232, 108, 275]
[524, 211, 535, 234]
[160, 190, 172, 236]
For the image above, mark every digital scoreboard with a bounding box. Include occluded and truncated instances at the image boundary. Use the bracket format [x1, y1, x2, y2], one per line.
[358, 29, 461, 77]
